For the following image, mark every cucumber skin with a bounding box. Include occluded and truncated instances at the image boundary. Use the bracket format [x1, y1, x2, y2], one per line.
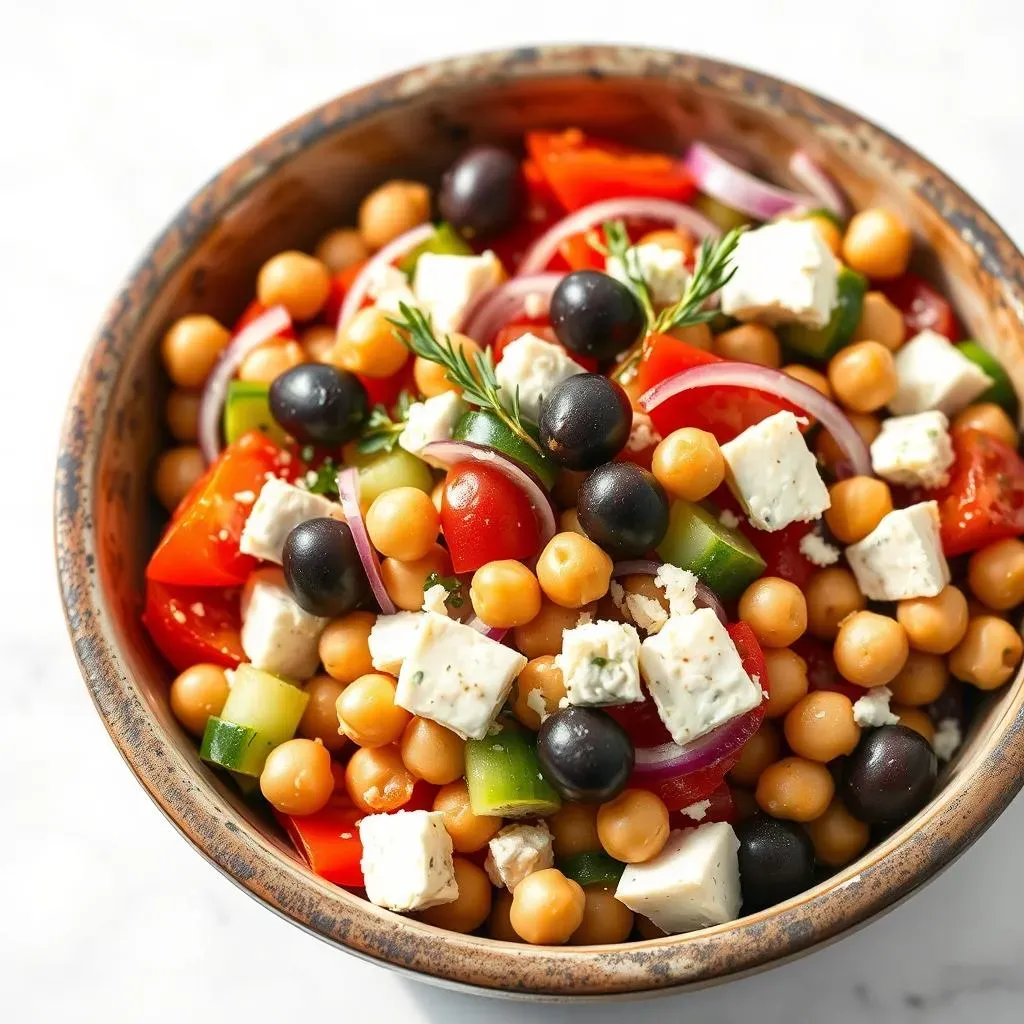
[223, 380, 288, 446]
[465, 729, 561, 818]
[557, 852, 625, 889]
[782, 267, 867, 360]
[397, 222, 473, 280]
[453, 410, 558, 488]
[956, 341, 1019, 415]
[200, 717, 274, 777]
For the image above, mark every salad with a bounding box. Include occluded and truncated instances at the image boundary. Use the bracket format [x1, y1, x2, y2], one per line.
[146, 129, 1024, 945]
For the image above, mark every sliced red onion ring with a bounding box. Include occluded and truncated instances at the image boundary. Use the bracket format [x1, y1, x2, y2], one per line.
[683, 142, 814, 221]
[335, 467, 397, 615]
[335, 223, 435, 330]
[611, 559, 726, 624]
[640, 363, 872, 478]
[788, 150, 848, 219]
[518, 197, 719, 276]
[458, 273, 564, 345]
[197, 304, 291, 463]
[421, 440, 557, 546]
[465, 617, 508, 642]
[633, 712, 758, 782]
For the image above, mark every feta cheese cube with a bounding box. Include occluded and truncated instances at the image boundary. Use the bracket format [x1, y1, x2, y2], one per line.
[366, 263, 416, 314]
[395, 612, 527, 739]
[413, 250, 504, 335]
[239, 478, 344, 565]
[615, 823, 742, 934]
[607, 243, 690, 307]
[240, 568, 328, 679]
[367, 611, 426, 676]
[484, 823, 554, 891]
[721, 220, 838, 328]
[852, 686, 900, 727]
[845, 501, 950, 601]
[870, 410, 955, 490]
[933, 717, 962, 762]
[398, 392, 468, 463]
[558, 620, 643, 706]
[720, 411, 830, 531]
[495, 333, 586, 422]
[639, 608, 762, 746]
[889, 330, 993, 416]
[799, 531, 841, 567]
[358, 810, 458, 912]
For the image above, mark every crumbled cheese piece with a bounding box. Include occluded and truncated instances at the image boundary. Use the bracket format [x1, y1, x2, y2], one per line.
[718, 509, 741, 529]
[799, 532, 841, 567]
[233, 490, 256, 504]
[421, 584, 450, 617]
[608, 580, 627, 612]
[484, 823, 554, 891]
[654, 564, 699, 617]
[398, 392, 468, 463]
[607, 243, 690, 307]
[889, 330, 994, 416]
[869, 410, 955, 490]
[239, 478, 343, 565]
[626, 411, 662, 453]
[625, 594, 669, 635]
[523, 291, 548, 319]
[933, 717, 963, 762]
[367, 263, 416, 314]
[852, 686, 900, 727]
[413, 250, 504, 334]
[680, 799, 712, 822]
[494, 333, 586, 421]
[368, 611, 426, 676]
[525, 688, 550, 724]
[575, 610, 594, 627]
[558, 620, 643, 706]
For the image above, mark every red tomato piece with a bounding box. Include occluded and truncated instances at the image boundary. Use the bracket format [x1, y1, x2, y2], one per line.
[322, 259, 368, 328]
[357, 358, 418, 410]
[277, 801, 364, 888]
[440, 462, 543, 573]
[558, 218, 671, 272]
[142, 580, 243, 672]
[233, 299, 297, 339]
[793, 636, 864, 702]
[878, 273, 960, 342]
[608, 693, 673, 748]
[147, 431, 286, 587]
[670, 781, 737, 830]
[935, 429, 1024, 556]
[483, 159, 566, 274]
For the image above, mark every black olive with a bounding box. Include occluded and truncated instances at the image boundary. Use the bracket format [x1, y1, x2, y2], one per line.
[282, 518, 368, 617]
[577, 462, 669, 559]
[538, 373, 632, 470]
[735, 815, 816, 912]
[269, 363, 368, 446]
[841, 724, 937, 824]
[550, 271, 647, 362]
[437, 145, 524, 238]
[536, 706, 634, 803]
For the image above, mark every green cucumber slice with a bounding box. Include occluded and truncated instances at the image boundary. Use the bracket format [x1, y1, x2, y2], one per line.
[465, 727, 561, 818]
[200, 717, 275, 777]
[956, 341, 1018, 415]
[453, 410, 557, 488]
[353, 448, 434, 506]
[397, 222, 473, 280]
[223, 380, 288, 446]
[694, 194, 752, 232]
[781, 266, 867, 360]
[557, 851, 625, 889]
[657, 499, 765, 600]
[220, 663, 309, 743]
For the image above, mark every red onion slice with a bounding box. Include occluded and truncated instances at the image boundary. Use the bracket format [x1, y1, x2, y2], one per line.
[421, 440, 557, 546]
[335, 467, 397, 615]
[683, 142, 814, 221]
[788, 150, 848, 219]
[518, 198, 719, 276]
[458, 273, 564, 345]
[197, 304, 291, 463]
[465, 617, 508, 642]
[640, 363, 872, 478]
[610, 560, 726, 624]
[632, 711, 758, 781]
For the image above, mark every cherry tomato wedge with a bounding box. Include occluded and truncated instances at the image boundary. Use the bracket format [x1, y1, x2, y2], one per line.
[670, 780, 737, 830]
[878, 272, 960, 342]
[558, 218, 674, 272]
[142, 580, 243, 672]
[793, 636, 864, 702]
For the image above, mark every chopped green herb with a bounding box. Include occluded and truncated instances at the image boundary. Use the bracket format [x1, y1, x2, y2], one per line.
[424, 571, 465, 609]
[356, 390, 415, 454]
[412, 670, 425, 686]
[305, 458, 339, 496]
[590, 655, 609, 668]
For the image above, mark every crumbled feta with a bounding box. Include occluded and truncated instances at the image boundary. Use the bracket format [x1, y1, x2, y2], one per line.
[627, 411, 662, 453]
[933, 717, 963, 762]
[421, 584, 450, 617]
[607, 243, 690, 307]
[852, 686, 900, 727]
[799, 531, 841, 567]
[239, 478, 344, 564]
[395, 612, 527, 739]
[845, 501, 950, 601]
[494, 333, 586, 422]
[654, 564, 699, 617]
[608, 580, 626, 612]
[358, 810, 458, 912]
[889, 330, 993, 416]
[398, 392, 468, 463]
[680, 799, 711, 822]
[368, 611, 426, 675]
[525, 688, 550, 724]
[639, 608, 762, 746]
[367, 263, 416, 314]
[413, 250, 504, 335]
[558, 620, 643, 706]
[721, 220, 838, 329]
[625, 594, 669, 634]
[523, 291, 548, 319]
[870, 410, 955, 490]
[615, 823, 742, 934]
[484, 823, 554, 891]
[720, 411, 830, 531]
[718, 508, 741, 529]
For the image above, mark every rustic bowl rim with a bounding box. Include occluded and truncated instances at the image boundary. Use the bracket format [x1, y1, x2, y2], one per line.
[55, 44, 1024, 999]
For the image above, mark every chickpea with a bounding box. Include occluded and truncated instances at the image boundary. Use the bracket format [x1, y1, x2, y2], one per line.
[755, 756, 834, 822]
[816, 412, 881, 471]
[570, 887, 635, 945]
[713, 324, 781, 368]
[418, 858, 492, 934]
[728, 720, 782, 787]
[841, 208, 913, 280]
[381, 544, 450, 611]
[430, 479, 445, 514]
[949, 615, 1024, 690]
[332, 306, 409, 378]
[967, 539, 1024, 611]
[967, 596, 1003, 619]
[169, 663, 229, 735]
[513, 598, 595, 659]
[400, 717, 466, 785]
[637, 227, 696, 260]
[336, 673, 410, 747]
[257, 251, 331, 321]
[834, 611, 909, 687]
[666, 322, 713, 351]
[807, 799, 870, 867]
[896, 585, 969, 654]
[161, 314, 231, 388]
[596, 789, 670, 864]
[260, 738, 335, 815]
[511, 656, 567, 730]
[488, 889, 522, 942]
[806, 568, 867, 640]
[549, 802, 601, 857]
[344, 745, 415, 812]
[807, 213, 842, 255]
[365, 487, 440, 562]
[319, 611, 375, 683]
[762, 647, 810, 718]
[889, 651, 949, 706]
[510, 869, 586, 945]
[824, 476, 893, 544]
[413, 333, 482, 397]
[738, 577, 807, 648]
[952, 402, 1019, 448]
[359, 180, 431, 251]
[470, 560, 543, 628]
[828, 341, 897, 413]
[301, 324, 337, 363]
[314, 227, 368, 274]
[536, 532, 613, 608]
[154, 446, 205, 511]
[853, 291, 906, 350]
[651, 428, 725, 501]
[237, 339, 304, 383]
[433, 780, 501, 852]
[298, 674, 347, 752]
[784, 691, 861, 762]
[783, 364, 832, 399]
[891, 705, 936, 743]
[165, 389, 200, 442]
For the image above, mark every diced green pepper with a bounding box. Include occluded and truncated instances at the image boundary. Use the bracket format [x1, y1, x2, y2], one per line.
[956, 341, 1018, 416]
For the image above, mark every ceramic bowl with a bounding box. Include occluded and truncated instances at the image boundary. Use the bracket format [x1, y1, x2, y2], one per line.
[55, 45, 1024, 999]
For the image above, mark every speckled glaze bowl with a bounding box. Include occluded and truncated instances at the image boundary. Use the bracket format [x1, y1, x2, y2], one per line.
[56, 46, 1024, 999]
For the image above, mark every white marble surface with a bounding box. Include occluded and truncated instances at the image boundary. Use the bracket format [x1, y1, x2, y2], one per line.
[7, 0, 1024, 1019]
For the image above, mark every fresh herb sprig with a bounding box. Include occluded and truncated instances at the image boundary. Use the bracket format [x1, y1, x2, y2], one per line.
[603, 220, 655, 324]
[356, 390, 414, 455]
[390, 303, 542, 454]
[304, 457, 339, 496]
[423, 571, 464, 608]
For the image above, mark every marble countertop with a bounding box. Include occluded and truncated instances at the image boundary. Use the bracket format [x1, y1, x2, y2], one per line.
[8, 1, 1024, 1020]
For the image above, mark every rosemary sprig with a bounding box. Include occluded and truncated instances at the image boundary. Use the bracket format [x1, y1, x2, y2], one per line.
[390, 303, 542, 454]
[356, 390, 414, 455]
[423, 571, 464, 609]
[603, 220, 655, 324]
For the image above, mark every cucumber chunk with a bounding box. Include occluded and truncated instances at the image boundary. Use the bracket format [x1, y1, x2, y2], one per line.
[657, 500, 765, 600]
[200, 717, 275, 777]
[453, 410, 557, 488]
[223, 380, 288, 446]
[956, 341, 1018, 415]
[465, 727, 561, 818]
[352, 448, 434, 507]
[220, 663, 309, 744]
[397, 222, 473, 280]
[781, 266, 866, 360]
[557, 851, 625, 889]
[694, 194, 752, 232]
